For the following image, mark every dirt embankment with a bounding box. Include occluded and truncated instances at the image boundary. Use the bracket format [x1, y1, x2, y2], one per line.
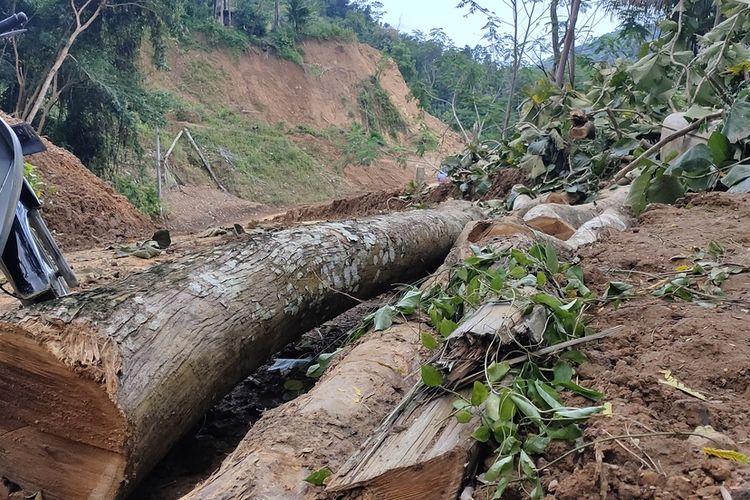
[1, 112, 154, 251]
[537, 193, 750, 499]
[144, 39, 462, 195]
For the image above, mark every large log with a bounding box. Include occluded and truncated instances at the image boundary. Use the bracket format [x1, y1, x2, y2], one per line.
[184, 322, 427, 500]
[0, 202, 482, 500]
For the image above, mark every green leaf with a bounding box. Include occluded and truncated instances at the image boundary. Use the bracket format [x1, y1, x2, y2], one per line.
[510, 393, 542, 424]
[664, 144, 717, 192]
[456, 409, 473, 424]
[420, 332, 439, 350]
[708, 240, 725, 257]
[438, 318, 458, 338]
[604, 281, 634, 299]
[492, 478, 509, 499]
[471, 381, 490, 406]
[708, 131, 731, 165]
[396, 290, 422, 313]
[488, 361, 512, 383]
[722, 99, 750, 143]
[510, 266, 526, 279]
[523, 434, 551, 454]
[304, 467, 333, 486]
[485, 455, 515, 482]
[647, 171, 685, 203]
[472, 425, 492, 442]
[626, 165, 656, 215]
[420, 365, 443, 387]
[543, 243, 560, 274]
[557, 381, 604, 401]
[373, 306, 394, 331]
[536, 271, 548, 287]
[546, 424, 583, 440]
[553, 361, 574, 383]
[684, 104, 718, 120]
[499, 389, 516, 421]
[560, 350, 588, 365]
[554, 405, 605, 420]
[486, 392, 501, 421]
[721, 164, 750, 188]
[534, 380, 564, 410]
[519, 450, 537, 478]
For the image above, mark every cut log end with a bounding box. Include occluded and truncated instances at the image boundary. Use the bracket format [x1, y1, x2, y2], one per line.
[0, 325, 128, 500]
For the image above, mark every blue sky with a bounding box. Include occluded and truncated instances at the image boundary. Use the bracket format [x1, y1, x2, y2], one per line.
[377, 0, 620, 49]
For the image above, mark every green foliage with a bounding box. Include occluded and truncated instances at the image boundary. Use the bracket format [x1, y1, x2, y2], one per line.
[114, 176, 161, 216]
[286, 0, 312, 39]
[24, 162, 54, 198]
[358, 76, 407, 138]
[343, 124, 384, 165]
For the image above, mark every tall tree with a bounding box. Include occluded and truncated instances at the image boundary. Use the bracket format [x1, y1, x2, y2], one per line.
[554, 0, 582, 87]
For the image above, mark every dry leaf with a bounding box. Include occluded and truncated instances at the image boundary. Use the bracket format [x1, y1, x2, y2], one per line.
[658, 369, 707, 401]
[703, 447, 749, 464]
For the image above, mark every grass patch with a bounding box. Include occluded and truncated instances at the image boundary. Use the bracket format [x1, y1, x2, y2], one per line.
[358, 76, 407, 139]
[114, 175, 161, 216]
[344, 124, 384, 165]
[190, 109, 339, 206]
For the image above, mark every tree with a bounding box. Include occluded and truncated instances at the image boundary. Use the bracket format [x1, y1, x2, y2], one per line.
[286, 0, 311, 37]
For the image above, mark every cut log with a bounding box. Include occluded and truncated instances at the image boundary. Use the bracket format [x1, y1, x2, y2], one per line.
[183, 322, 427, 500]
[566, 207, 632, 250]
[327, 302, 545, 498]
[0, 202, 482, 500]
[522, 186, 629, 240]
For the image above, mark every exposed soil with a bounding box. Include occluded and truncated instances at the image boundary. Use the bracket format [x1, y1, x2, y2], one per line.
[503, 192, 750, 499]
[162, 186, 270, 232]
[143, 39, 462, 203]
[273, 189, 407, 223]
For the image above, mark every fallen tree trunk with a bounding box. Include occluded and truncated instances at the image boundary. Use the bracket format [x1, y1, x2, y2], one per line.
[184, 322, 427, 500]
[0, 202, 482, 500]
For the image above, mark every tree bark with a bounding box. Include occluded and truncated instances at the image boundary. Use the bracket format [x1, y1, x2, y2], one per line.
[0, 203, 482, 500]
[550, 0, 561, 75]
[184, 322, 428, 500]
[553, 0, 581, 88]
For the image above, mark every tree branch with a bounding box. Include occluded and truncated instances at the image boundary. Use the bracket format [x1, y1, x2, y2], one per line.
[609, 110, 724, 185]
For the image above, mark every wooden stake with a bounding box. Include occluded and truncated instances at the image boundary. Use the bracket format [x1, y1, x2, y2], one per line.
[162, 129, 184, 163]
[155, 127, 162, 215]
[184, 128, 226, 192]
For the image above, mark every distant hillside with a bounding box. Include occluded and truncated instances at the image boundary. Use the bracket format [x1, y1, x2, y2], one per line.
[140, 38, 461, 221]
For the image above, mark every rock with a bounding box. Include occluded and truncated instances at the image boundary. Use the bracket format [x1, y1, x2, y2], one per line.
[702, 459, 733, 482]
[687, 426, 737, 451]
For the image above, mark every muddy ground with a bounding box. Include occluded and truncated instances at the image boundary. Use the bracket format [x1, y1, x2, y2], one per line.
[477, 193, 750, 499]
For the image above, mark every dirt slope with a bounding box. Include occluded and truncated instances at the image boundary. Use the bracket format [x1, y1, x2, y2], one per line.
[1, 112, 154, 250]
[144, 39, 461, 196]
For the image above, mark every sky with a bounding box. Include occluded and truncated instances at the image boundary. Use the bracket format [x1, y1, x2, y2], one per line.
[377, 0, 621, 49]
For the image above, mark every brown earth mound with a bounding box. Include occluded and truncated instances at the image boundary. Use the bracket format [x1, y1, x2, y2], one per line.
[2, 112, 154, 250]
[531, 193, 750, 499]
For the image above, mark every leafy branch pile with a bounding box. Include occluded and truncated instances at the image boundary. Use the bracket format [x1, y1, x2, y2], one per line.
[339, 237, 746, 498]
[440, 0, 750, 213]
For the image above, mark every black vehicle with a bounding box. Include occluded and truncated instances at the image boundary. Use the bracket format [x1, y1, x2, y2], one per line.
[0, 12, 78, 305]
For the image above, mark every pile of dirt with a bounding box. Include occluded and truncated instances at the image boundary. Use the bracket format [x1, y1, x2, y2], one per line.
[534, 193, 750, 499]
[163, 186, 269, 232]
[1, 112, 154, 250]
[273, 189, 407, 223]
